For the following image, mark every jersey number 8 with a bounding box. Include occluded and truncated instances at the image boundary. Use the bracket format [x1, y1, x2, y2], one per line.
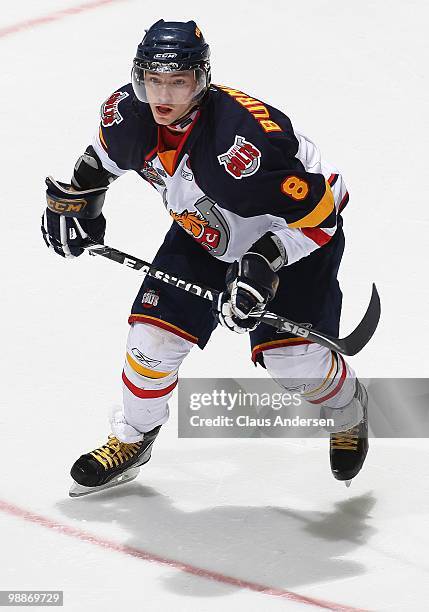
[281, 176, 309, 201]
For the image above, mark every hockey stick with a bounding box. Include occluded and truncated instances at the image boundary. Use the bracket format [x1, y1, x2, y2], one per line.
[84, 241, 381, 356]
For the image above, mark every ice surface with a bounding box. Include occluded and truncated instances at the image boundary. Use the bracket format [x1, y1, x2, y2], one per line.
[1, 1, 428, 610]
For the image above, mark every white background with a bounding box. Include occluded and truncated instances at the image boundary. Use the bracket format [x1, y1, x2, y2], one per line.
[0, 1, 428, 610]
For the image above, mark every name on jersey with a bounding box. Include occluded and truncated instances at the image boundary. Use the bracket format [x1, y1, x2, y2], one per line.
[101, 91, 129, 127]
[218, 135, 261, 179]
[218, 86, 282, 133]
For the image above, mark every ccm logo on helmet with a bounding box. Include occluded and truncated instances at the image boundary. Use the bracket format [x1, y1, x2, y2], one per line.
[153, 52, 177, 59]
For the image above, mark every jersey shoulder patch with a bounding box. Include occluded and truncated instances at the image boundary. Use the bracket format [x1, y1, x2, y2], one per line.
[194, 87, 332, 227]
[207, 85, 301, 181]
[101, 89, 130, 128]
[96, 83, 156, 172]
[99, 83, 135, 131]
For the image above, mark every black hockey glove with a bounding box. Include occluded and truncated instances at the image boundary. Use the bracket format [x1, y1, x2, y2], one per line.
[41, 177, 107, 258]
[216, 233, 286, 334]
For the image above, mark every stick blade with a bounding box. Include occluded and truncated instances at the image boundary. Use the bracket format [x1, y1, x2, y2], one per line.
[303, 283, 381, 356]
[337, 283, 381, 356]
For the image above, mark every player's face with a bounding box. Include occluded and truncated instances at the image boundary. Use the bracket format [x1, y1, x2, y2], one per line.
[145, 71, 197, 125]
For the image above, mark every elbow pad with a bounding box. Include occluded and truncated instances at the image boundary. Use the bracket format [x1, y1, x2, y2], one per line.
[247, 232, 287, 271]
[72, 145, 117, 189]
[45, 176, 107, 219]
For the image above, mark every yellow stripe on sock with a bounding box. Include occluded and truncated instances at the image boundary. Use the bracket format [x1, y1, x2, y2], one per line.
[302, 352, 336, 398]
[126, 352, 171, 379]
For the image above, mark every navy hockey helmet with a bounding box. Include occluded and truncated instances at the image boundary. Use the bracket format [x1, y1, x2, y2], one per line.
[131, 20, 211, 105]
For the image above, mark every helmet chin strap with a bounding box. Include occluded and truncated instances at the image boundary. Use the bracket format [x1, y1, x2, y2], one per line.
[167, 107, 199, 131]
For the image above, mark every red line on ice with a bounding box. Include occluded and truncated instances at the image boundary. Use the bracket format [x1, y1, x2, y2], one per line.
[0, 0, 124, 38]
[0, 498, 368, 612]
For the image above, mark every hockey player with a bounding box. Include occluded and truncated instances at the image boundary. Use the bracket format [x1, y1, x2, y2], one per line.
[41, 20, 369, 497]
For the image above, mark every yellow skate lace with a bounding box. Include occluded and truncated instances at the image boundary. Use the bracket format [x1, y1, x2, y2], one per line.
[90, 435, 142, 470]
[331, 425, 360, 451]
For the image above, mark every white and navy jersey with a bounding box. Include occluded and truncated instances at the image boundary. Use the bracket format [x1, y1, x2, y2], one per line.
[92, 83, 349, 265]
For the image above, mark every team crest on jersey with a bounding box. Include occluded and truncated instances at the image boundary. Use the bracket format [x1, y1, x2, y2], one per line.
[141, 289, 160, 308]
[101, 91, 129, 127]
[169, 196, 230, 255]
[141, 161, 166, 187]
[170, 209, 209, 238]
[217, 135, 261, 179]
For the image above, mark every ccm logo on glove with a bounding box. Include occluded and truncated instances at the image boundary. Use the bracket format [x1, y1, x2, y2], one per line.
[46, 194, 88, 215]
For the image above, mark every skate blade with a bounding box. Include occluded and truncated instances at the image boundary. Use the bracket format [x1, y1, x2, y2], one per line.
[69, 466, 140, 498]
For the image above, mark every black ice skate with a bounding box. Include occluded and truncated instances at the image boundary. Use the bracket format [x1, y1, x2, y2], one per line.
[69, 425, 161, 497]
[330, 381, 368, 487]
